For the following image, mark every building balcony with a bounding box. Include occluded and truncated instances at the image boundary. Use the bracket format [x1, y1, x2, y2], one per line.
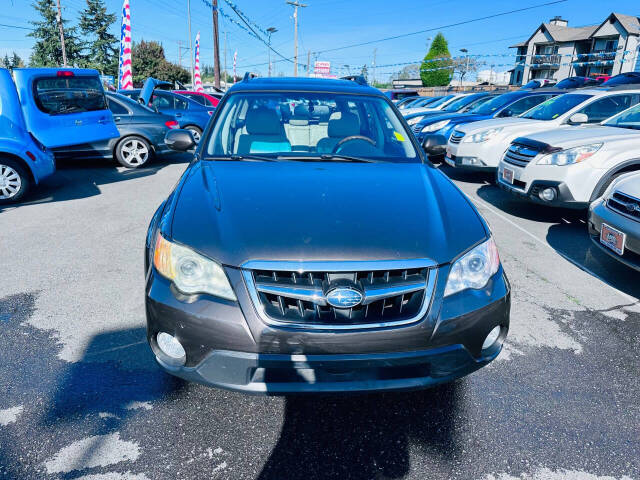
[574, 50, 616, 62]
[530, 54, 561, 69]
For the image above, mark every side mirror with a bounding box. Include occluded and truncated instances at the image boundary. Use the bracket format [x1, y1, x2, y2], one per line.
[165, 129, 196, 151]
[568, 113, 588, 125]
[498, 109, 513, 118]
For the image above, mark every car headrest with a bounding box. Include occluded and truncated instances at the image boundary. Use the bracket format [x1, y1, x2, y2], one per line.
[314, 105, 331, 122]
[328, 112, 360, 138]
[293, 103, 310, 118]
[246, 108, 282, 135]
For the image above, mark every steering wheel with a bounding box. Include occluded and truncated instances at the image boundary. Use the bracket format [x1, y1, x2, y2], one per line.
[332, 135, 376, 154]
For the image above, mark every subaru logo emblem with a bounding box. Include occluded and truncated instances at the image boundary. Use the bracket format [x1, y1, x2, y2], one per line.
[623, 201, 639, 213]
[325, 286, 364, 309]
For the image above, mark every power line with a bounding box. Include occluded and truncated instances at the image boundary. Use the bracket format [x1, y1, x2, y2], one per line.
[314, 0, 569, 54]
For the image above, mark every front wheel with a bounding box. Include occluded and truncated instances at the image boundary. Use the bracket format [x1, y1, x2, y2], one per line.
[184, 125, 202, 144]
[115, 136, 152, 168]
[0, 158, 30, 204]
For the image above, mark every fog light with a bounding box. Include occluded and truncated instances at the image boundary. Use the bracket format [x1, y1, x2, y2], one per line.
[461, 157, 479, 165]
[482, 326, 501, 350]
[156, 332, 186, 367]
[539, 187, 557, 202]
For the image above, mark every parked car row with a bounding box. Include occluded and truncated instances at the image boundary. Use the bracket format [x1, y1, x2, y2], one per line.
[0, 67, 220, 204]
[410, 72, 640, 272]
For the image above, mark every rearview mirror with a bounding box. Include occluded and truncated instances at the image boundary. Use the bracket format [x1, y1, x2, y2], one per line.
[165, 129, 196, 151]
[568, 113, 588, 125]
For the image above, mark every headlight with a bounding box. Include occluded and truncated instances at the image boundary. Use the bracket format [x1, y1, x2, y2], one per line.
[462, 127, 503, 143]
[537, 143, 602, 166]
[153, 233, 236, 300]
[421, 119, 450, 133]
[444, 237, 500, 297]
[406, 116, 424, 126]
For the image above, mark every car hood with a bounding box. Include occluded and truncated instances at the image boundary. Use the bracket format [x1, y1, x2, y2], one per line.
[612, 172, 640, 198]
[169, 161, 487, 267]
[523, 125, 640, 149]
[457, 117, 544, 134]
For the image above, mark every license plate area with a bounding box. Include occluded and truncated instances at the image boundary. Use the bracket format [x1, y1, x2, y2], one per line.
[600, 223, 626, 256]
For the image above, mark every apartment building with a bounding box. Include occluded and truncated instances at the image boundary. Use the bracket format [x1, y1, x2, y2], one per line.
[509, 13, 640, 85]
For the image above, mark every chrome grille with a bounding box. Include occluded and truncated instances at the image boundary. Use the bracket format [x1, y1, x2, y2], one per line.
[242, 260, 437, 330]
[608, 191, 640, 221]
[503, 142, 540, 167]
[449, 130, 465, 144]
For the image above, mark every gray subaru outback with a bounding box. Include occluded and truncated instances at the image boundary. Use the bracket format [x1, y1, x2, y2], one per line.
[144, 75, 510, 394]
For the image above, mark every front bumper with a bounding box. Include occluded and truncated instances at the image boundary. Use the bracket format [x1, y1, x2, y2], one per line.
[145, 263, 510, 394]
[588, 199, 640, 271]
[443, 141, 498, 172]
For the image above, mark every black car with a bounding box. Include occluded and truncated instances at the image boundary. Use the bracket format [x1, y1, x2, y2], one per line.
[145, 76, 510, 394]
[601, 72, 640, 87]
[52, 92, 178, 168]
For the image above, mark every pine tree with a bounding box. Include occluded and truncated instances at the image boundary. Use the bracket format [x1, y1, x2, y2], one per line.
[11, 52, 24, 69]
[420, 32, 453, 87]
[2, 54, 10, 70]
[28, 0, 82, 67]
[79, 0, 118, 75]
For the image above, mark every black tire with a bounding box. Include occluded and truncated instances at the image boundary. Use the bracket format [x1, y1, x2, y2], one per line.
[115, 135, 152, 168]
[0, 157, 30, 205]
[184, 125, 202, 144]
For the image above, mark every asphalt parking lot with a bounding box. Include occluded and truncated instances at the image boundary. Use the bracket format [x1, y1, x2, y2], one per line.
[1, 155, 638, 480]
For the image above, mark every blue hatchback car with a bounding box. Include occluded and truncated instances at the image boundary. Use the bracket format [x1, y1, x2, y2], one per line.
[0, 68, 119, 204]
[119, 78, 215, 143]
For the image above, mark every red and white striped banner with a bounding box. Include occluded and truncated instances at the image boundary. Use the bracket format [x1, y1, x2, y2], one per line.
[118, 0, 133, 90]
[194, 32, 204, 92]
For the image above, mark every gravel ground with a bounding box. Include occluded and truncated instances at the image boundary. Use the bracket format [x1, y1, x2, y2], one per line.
[0, 156, 638, 480]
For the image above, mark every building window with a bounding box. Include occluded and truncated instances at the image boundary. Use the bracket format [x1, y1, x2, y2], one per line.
[605, 40, 617, 52]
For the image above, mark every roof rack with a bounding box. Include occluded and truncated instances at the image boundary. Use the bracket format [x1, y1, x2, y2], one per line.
[340, 75, 368, 86]
[242, 72, 258, 82]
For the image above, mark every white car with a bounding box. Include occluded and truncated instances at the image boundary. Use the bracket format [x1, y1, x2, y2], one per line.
[444, 88, 640, 172]
[497, 102, 640, 209]
[402, 93, 469, 116]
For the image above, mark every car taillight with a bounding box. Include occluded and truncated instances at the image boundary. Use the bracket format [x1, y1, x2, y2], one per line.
[26, 151, 36, 161]
[165, 120, 179, 129]
[57, 70, 74, 77]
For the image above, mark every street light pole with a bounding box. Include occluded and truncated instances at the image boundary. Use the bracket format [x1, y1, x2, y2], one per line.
[266, 27, 277, 77]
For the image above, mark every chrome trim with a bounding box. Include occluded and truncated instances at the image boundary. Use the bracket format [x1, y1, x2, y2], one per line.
[362, 281, 426, 305]
[241, 261, 438, 331]
[242, 258, 437, 272]
[255, 282, 327, 305]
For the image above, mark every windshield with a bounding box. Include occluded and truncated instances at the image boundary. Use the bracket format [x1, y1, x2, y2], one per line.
[34, 76, 107, 115]
[603, 104, 640, 130]
[205, 92, 419, 163]
[424, 95, 454, 109]
[468, 92, 521, 115]
[442, 95, 485, 112]
[521, 94, 592, 120]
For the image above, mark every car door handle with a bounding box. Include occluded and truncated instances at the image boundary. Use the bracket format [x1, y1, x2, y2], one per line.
[114, 117, 122, 122]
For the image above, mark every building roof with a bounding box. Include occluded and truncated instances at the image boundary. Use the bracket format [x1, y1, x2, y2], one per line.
[510, 12, 640, 48]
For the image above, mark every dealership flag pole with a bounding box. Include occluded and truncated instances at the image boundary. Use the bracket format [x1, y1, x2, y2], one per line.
[194, 32, 204, 92]
[118, 0, 133, 90]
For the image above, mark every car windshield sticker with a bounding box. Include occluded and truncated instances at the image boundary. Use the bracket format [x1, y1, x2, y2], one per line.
[394, 131, 405, 142]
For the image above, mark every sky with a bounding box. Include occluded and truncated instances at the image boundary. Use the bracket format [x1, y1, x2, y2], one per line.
[1, 0, 639, 81]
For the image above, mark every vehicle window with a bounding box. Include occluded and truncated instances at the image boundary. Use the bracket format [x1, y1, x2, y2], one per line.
[425, 95, 454, 108]
[151, 92, 173, 110]
[504, 95, 553, 116]
[603, 103, 640, 130]
[107, 98, 129, 115]
[185, 93, 207, 105]
[205, 92, 419, 163]
[174, 95, 189, 110]
[34, 76, 107, 115]
[468, 93, 523, 115]
[575, 95, 640, 123]
[521, 94, 593, 120]
[460, 95, 494, 112]
[442, 95, 485, 112]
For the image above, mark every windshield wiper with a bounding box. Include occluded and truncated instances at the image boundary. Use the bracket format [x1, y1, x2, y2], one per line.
[319, 154, 377, 163]
[204, 155, 276, 162]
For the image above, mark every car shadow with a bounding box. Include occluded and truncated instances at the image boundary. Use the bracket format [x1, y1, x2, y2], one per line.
[437, 164, 496, 185]
[475, 184, 640, 299]
[258, 381, 465, 480]
[0, 153, 191, 214]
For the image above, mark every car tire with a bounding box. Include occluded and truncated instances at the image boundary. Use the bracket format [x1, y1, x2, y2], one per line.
[115, 136, 153, 168]
[0, 157, 30, 205]
[184, 125, 202, 144]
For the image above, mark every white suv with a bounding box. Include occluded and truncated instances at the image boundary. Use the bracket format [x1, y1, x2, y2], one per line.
[497, 102, 640, 209]
[444, 88, 640, 172]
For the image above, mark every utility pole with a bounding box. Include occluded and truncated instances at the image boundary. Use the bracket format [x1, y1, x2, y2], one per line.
[212, 0, 221, 89]
[286, 1, 307, 77]
[187, 0, 194, 87]
[266, 27, 277, 77]
[372, 48, 377, 86]
[178, 40, 182, 67]
[307, 50, 311, 76]
[55, 0, 67, 67]
[223, 31, 228, 87]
